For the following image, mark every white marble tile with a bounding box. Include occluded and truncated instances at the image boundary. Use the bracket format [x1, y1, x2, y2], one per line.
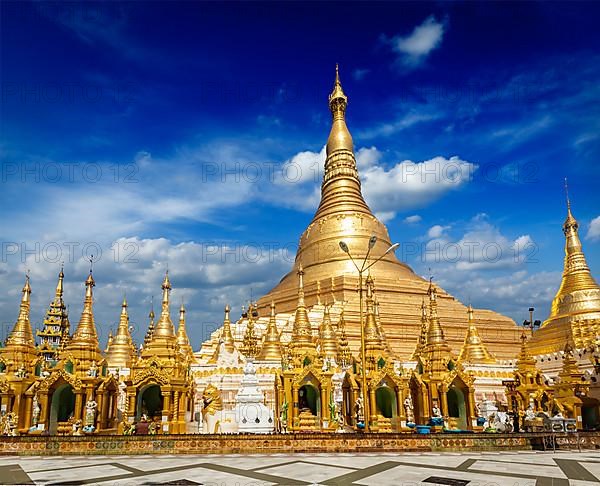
[28, 464, 126, 484]
[93, 468, 276, 486]
[357, 464, 538, 486]
[255, 462, 350, 483]
[468, 459, 567, 479]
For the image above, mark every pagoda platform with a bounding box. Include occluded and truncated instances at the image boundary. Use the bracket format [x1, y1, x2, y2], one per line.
[1, 431, 599, 456]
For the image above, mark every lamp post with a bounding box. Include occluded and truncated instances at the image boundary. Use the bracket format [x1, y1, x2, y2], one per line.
[522, 307, 541, 337]
[339, 236, 399, 432]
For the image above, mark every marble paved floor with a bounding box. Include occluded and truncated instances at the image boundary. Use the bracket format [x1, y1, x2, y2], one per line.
[1, 450, 600, 486]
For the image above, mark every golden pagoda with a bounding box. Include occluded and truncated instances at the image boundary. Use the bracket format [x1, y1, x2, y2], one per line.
[317, 304, 339, 364]
[551, 341, 588, 428]
[529, 183, 600, 353]
[256, 67, 521, 360]
[143, 302, 156, 348]
[411, 300, 429, 360]
[105, 297, 137, 369]
[209, 305, 237, 364]
[336, 310, 352, 368]
[289, 266, 317, 360]
[364, 275, 386, 369]
[62, 271, 104, 373]
[410, 282, 477, 430]
[37, 267, 70, 363]
[257, 302, 283, 362]
[29, 271, 120, 435]
[458, 305, 496, 364]
[504, 331, 550, 429]
[176, 303, 194, 360]
[0, 275, 39, 431]
[125, 272, 193, 433]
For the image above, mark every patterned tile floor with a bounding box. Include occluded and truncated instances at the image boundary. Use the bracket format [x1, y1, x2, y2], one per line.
[1, 450, 600, 486]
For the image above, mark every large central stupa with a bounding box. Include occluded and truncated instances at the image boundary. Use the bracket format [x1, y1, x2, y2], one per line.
[254, 67, 522, 359]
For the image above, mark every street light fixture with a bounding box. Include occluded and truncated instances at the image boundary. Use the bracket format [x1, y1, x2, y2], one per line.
[339, 237, 399, 432]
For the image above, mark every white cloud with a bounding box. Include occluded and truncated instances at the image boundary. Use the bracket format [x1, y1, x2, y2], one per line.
[403, 215, 422, 224]
[422, 214, 536, 271]
[388, 16, 445, 69]
[587, 216, 600, 241]
[355, 146, 383, 169]
[360, 154, 478, 221]
[261, 147, 477, 222]
[0, 235, 293, 349]
[427, 224, 449, 239]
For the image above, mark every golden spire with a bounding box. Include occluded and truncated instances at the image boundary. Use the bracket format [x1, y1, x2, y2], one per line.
[326, 63, 352, 156]
[65, 271, 102, 369]
[290, 265, 316, 357]
[153, 271, 175, 338]
[318, 304, 339, 362]
[420, 281, 453, 373]
[374, 297, 393, 355]
[364, 275, 384, 357]
[425, 281, 446, 346]
[5, 275, 35, 349]
[70, 271, 99, 346]
[546, 179, 600, 324]
[176, 302, 194, 358]
[516, 329, 537, 372]
[144, 300, 155, 347]
[105, 332, 113, 354]
[257, 301, 283, 361]
[209, 304, 236, 364]
[337, 309, 352, 367]
[106, 296, 136, 368]
[141, 273, 179, 361]
[221, 304, 236, 352]
[458, 304, 496, 364]
[411, 299, 429, 360]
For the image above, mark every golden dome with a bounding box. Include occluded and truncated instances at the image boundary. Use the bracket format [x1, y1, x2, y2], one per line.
[265, 66, 416, 297]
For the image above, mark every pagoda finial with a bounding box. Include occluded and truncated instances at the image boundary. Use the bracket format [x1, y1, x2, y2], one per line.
[411, 298, 429, 360]
[458, 304, 496, 364]
[106, 294, 136, 368]
[153, 271, 175, 338]
[176, 300, 193, 359]
[318, 303, 339, 362]
[326, 64, 352, 155]
[5, 274, 34, 348]
[290, 264, 315, 357]
[67, 270, 101, 364]
[258, 301, 283, 361]
[210, 304, 235, 363]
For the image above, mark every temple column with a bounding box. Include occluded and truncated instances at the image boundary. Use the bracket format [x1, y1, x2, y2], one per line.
[38, 391, 50, 429]
[292, 384, 299, 430]
[369, 386, 377, 430]
[100, 391, 109, 430]
[22, 394, 33, 430]
[126, 389, 136, 420]
[467, 389, 477, 430]
[162, 388, 172, 432]
[441, 385, 449, 428]
[74, 391, 84, 420]
[320, 385, 328, 429]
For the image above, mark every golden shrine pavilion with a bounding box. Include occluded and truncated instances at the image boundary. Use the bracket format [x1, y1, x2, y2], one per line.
[1, 67, 599, 437]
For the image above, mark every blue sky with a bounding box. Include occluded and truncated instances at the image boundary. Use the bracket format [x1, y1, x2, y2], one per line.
[1, 1, 599, 348]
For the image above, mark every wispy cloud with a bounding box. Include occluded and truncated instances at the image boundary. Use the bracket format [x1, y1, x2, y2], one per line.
[352, 68, 370, 81]
[383, 16, 446, 71]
